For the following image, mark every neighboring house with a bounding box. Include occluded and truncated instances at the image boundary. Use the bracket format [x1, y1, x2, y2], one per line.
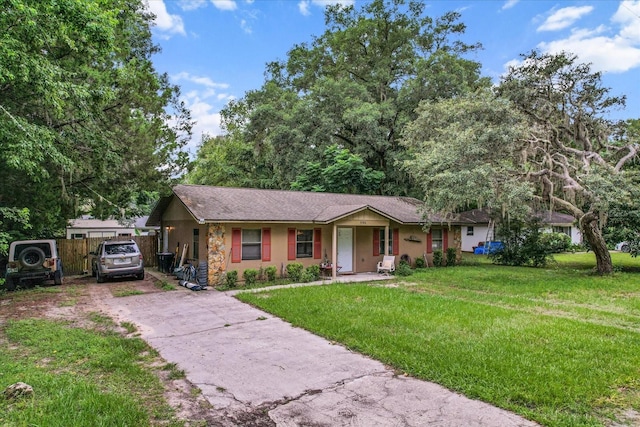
[458, 209, 582, 252]
[66, 216, 158, 239]
[146, 185, 466, 284]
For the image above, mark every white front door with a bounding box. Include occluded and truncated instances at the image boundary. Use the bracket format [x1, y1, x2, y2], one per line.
[337, 228, 353, 273]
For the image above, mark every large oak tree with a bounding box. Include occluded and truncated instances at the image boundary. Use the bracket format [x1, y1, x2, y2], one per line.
[0, 0, 191, 248]
[402, 52, 638, 274]
[201, 0, 489, 195]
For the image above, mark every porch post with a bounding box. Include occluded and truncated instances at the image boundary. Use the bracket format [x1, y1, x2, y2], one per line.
[332, 224, 338, 279]
[384, 225, 389, 255]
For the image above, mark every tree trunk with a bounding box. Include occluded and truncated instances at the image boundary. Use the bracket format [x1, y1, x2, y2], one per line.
[580, 212, 613, 274]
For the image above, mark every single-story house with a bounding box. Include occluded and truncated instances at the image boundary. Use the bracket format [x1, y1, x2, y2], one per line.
[458, 209, 582, 252]
[146, 185, 465, 284]
[66, 216, 158, 239]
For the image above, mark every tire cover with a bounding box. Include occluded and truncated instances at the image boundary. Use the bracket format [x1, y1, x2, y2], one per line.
[19, 247, 46, 269]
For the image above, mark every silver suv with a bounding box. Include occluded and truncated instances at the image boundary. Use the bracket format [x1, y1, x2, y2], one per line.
[4, 239, 63, 291]
[91, 240, 144, 283]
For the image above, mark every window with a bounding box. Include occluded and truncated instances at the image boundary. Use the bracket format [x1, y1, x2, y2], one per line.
[431, 229, 443, 251]
[552, 226, 571, 237]
[466, 226, 474, 236]
[296, 230, 313, 258]
[242, 229, 261, 260]
[193, 228, 199, 260]
[379, 229, 394, 255]
[104, 243, 138, 255]
[71, 233, 86, 239]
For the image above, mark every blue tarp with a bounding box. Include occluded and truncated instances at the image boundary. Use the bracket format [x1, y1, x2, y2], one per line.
[473, 241, 504, 255]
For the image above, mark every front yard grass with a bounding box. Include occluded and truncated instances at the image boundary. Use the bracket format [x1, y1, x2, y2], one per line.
[0, 319, 180, 426]
[236, 252, 640, 426]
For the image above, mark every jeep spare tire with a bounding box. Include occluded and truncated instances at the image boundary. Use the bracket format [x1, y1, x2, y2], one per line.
[19, 247, 46, 269]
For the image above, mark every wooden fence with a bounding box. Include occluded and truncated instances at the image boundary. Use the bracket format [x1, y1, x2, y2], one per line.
[56, 236, 159, 275]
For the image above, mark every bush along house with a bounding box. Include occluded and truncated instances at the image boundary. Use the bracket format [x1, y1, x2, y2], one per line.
[146, 185, 464, 285]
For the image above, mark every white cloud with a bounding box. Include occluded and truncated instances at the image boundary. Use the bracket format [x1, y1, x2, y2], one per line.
[186, 99, 223, 151]
[145, 0, 186, 36]
[211, 0, 237, 11]
[296, 0, 353, 16]
[503, 1, 640, 76]
[612, 0, 640, 42]
[311, 0, 354, 6]
[172, 72, 230, 90]
[299, 1, 311, 16]
[502, 0, 519, 11]
[538, 31, 640, 73]
[171, 73, 235, 153]
[537, 6, 593, 32]
[179, 0, 207, 11]
[240, 19, 252, 34]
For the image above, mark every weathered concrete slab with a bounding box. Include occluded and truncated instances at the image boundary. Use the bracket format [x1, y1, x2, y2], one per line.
[103, 284, 538, 426]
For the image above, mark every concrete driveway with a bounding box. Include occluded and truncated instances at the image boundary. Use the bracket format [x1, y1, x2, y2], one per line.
[102, 284, 538, 426]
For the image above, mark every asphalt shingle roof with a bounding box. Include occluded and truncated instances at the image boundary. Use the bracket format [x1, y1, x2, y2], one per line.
[457, 208, 576, 225]
[149, 185, 431, 225]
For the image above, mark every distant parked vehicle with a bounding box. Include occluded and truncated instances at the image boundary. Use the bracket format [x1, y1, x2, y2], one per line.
[473, 241, 504, 255]
[615, 242, 630, 253]
[91, 240, 144, 283]
[3, 239, 63, 291]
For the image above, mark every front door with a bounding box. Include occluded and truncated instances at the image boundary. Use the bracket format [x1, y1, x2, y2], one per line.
[337, 228, 353, 273]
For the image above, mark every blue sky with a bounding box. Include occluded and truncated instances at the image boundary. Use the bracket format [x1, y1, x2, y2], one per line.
[145, 0, 640, 155]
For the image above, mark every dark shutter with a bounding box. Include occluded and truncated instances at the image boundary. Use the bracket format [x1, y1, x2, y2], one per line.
[262, 228, 271, 262]
[313, 228, 322, 259]
[393, 228, 400, 255]
[443, 229, 449, 252]
[426, 232, 433, 254]
[373, 228, 380, 256]
[231, 228, 241, 263]
[287, 228, 296, 260]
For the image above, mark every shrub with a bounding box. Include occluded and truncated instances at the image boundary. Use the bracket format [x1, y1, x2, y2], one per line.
[286, 262, 304, 282]
[539, 232, 572, 253]
[446, 247, 457, 266]
[489, 218, 551, 267]
[395, 261, 413, 276]
[225, 270, 238, 288]
[305, 264, 320, 282]
[432, 250, 443, 267]
[257, 266, 265, 281]
[243, 268, 258, 286]
[265, 265, 277, 282]
[414, 257, 426, 269]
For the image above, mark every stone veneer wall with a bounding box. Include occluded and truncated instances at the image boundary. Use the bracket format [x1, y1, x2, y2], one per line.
[453, 226, 462, 263]
[207, 223, 226, 285]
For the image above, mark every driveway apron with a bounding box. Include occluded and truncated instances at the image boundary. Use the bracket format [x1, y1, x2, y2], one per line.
[103, 288, 538, 426]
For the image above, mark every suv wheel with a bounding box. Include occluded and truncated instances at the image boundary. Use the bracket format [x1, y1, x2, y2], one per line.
[621, 244, 630, 253]
[19, 246, 46, 269]
[96, 269, 105, 283]
[4, 277, 16, 291]
[54, 270, 63, 286]
[136, 271, 145, 280]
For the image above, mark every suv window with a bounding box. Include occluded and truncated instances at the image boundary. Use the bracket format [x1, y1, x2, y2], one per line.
[104, 243, 138, 255]
[13, 242, 54, 259]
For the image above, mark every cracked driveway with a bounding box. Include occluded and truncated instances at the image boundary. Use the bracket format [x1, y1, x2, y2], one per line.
[103, 287, 538, 426]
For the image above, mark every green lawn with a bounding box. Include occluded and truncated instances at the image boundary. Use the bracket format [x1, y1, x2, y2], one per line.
[0, 286, 186, 426]
[237, 252, 640, 427]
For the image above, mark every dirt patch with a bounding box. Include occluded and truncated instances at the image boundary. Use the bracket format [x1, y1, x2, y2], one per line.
[0, 273, 264, 426]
